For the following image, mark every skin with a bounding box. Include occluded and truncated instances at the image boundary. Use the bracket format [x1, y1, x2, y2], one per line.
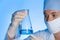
[44, 10, 60, 40]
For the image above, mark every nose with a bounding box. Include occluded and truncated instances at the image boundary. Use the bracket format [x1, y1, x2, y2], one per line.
[47, 15, 54, 21]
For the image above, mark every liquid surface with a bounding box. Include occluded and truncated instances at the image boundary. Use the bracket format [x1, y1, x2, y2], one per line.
[20, 29, 33, 34]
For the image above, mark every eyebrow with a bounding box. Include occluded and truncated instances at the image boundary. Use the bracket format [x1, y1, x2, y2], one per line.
[51, 12, 56, 14]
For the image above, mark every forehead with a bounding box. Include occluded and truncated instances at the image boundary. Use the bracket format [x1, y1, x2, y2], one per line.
[44, 10, 60, 15]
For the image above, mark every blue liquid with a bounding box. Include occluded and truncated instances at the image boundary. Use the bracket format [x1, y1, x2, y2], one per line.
[20, 29, 33, 34]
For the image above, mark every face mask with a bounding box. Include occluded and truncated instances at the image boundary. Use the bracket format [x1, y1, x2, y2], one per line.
[47, 17, 60, 34]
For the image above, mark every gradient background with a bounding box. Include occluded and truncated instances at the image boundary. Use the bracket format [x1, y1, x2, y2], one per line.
[0, 0, 47, 40]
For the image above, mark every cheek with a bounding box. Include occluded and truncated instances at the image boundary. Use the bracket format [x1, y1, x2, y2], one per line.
[47, 16, 54, 21]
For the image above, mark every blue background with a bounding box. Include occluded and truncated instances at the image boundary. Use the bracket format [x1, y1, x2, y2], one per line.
[0, 0, 47, 40]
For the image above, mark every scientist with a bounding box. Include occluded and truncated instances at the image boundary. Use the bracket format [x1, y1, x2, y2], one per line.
[25, 0, 60, 40]
[5, 0, 60, 40]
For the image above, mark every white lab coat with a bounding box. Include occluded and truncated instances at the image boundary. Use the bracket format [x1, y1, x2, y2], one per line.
[25, 29, 55, 40]
[5, 28, 55, 40]
[14, 29, 55, 40]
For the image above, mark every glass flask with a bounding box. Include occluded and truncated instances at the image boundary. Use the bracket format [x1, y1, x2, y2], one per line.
[20, 9, 33, 34]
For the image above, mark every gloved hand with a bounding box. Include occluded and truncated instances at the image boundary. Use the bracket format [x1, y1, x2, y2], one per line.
[8, 10, 27, 38]
[30, 35, 43, 40]
[12, 10, 27, 27]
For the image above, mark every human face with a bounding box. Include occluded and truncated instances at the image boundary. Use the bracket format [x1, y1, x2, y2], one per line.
[44, 10, 60, 39]
[44, 10, 60, 21]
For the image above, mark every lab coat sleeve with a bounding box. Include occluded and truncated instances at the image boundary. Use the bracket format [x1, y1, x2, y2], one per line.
[25, 29, 51, 40]
[4, 26, 20, 40]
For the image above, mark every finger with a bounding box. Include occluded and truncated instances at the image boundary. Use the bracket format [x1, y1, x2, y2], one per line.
[14, 18, 23, 22]
[15, 11, 27, 17]
[14, 15, 26, 19]
[17, 12, 27, 15]
[14, 14, 27, 20]
[30, 35, 43, 40]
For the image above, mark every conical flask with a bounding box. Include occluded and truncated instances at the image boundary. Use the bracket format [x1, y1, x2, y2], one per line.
[20, 9, 33, 34]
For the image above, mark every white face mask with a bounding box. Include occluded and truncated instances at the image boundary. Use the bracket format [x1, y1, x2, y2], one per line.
[47, 17, 60, 34]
